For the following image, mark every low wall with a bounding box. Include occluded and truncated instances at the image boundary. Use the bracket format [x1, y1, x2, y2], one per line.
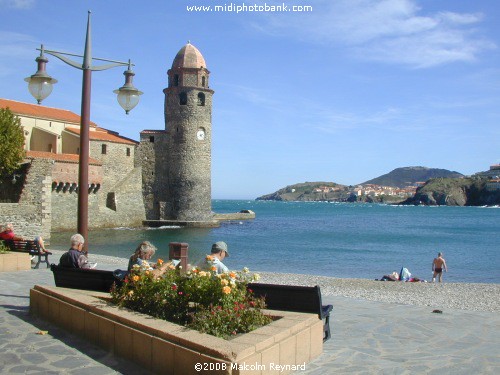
[0, 253, 31, 272]
[30, 285, 323, 374]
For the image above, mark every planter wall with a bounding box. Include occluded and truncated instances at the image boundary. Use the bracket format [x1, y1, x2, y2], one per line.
[0, 252, 31, 272]
[30, 285, 323, 374]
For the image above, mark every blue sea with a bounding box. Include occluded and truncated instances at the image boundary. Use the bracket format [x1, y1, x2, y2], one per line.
[49, 200, 500, 284]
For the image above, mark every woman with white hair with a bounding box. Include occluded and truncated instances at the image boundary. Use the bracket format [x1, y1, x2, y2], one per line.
[127, 241, 157, 271]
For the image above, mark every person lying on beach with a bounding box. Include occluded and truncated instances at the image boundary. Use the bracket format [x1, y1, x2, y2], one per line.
[197, 241, 230, 274]
[0, 223, 51, 254]
[432, 252, 448, 282]
[59, 233, 93, 269]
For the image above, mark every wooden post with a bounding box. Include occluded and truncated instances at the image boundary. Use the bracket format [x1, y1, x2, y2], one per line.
[169, 242, 188, 272]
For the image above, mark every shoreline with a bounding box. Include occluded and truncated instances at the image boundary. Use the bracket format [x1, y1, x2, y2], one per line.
[50, 250, 500, 313]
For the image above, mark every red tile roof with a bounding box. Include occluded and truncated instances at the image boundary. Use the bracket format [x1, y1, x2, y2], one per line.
[0, 98, 97, 127]
[1, 98, 137, 145]
[26, 151, 102, 165]
[64, 127, 137, 145]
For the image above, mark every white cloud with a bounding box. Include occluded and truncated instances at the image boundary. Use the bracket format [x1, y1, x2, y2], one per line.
[257, 0, 496, 68]
[0, 0, 35, 9]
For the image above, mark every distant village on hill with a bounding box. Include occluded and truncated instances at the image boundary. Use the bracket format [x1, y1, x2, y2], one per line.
[257, 165, 500, 206]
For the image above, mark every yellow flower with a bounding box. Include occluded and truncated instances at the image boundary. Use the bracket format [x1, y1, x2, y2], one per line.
[242, 267, 249, 273]
[253, 273, 261, 281]
[211, 266, 217, 272]
[222, 286, 231, 294]
[128, 290, 134, 296]
[206, 255, 214, 261]
[220, 279, 229, 286]
[132, 275, 140, 282]
[157, 259, 164, 266]
[199, 271, 207, 277]
[168, 263, 176, 270]
[145, 270, 150, 276]
[229, 272, 236, 279]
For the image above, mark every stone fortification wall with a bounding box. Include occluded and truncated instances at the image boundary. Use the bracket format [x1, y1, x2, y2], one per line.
[140, 131, 170, 220]
[90, 140, 135, 190]
[50, 166, 145, 230]
[0, 158, 52, 241]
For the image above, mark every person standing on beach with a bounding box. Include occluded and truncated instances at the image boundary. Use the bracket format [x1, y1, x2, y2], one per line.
[432, 252, 448, 282]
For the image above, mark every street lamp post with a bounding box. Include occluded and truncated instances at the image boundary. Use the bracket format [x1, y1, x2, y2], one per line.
[25, 11, 142, 252]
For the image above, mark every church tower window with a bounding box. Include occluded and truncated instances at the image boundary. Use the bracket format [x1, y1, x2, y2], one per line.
[201, 76, 206, 87]
[174, 74, 179, 87]
[179, 92, 188, 105]
[197, 92, 205, 106]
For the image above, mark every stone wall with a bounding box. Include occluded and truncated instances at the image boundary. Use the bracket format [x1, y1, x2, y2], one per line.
[139, 131, 170, 220]
[0, 158, 52, 241]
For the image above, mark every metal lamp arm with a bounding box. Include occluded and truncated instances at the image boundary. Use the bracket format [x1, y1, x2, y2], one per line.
[42, 49, 131, 72]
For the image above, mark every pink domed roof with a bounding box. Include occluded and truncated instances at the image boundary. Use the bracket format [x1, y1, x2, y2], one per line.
[171, 42, 207, 69]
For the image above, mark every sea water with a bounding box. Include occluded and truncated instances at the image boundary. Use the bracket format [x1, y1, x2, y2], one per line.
[49, 200, 500, 283]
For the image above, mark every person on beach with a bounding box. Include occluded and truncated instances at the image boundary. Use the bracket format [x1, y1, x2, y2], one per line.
[0, 223, 51, 254]
[432, 252, 448, 282]
[199, 241, 230, 274]
[59, 233, 92, 269]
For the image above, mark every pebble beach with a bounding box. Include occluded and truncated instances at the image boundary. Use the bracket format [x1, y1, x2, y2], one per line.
[54, 249, 500, 313]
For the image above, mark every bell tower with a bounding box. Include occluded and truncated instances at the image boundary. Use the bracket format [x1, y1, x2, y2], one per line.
[163, 42, 214, 221]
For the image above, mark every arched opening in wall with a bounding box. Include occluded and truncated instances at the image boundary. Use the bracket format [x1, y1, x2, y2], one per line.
[56, 182, 64, 192]
[197, 92, 205, 106]
[201, 76, 206, 87]
[93, 184, 101, 193]
[70, 183, 77, 193]
[52, 181, 57, 191]
[174, 74, 179, 87]
[179, 92, 187, 105]
[101, 144, 107, 155]
[63, 182, 70, 193]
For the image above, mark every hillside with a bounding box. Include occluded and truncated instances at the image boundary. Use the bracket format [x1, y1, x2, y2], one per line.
[402, 177, 500, 206]
[256, 182, 350, 202]
[361, 166, 463, 188]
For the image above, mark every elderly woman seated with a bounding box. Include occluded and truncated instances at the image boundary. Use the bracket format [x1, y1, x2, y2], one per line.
[127, 241, 178, 278]
[0, 223, 51, 254]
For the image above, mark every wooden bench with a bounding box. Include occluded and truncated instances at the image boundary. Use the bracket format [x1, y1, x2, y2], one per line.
[51, 264, 122, 292]
[247, 283, 333, 342]
[50, 242, 190, 293]
[2, 239, 51, 269]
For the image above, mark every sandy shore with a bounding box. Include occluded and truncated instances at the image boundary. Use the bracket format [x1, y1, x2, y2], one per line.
[52, 250, 500, 313]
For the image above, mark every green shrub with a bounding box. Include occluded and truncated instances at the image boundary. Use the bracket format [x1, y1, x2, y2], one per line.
[110, 259, 272, 339]
[0, 242, 10, 254]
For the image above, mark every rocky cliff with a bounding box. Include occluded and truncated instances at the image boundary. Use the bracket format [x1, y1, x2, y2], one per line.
[402, 177, 500, 206]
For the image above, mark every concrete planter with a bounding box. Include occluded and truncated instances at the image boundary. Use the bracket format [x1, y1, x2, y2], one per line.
[0, 252, 31, 272]
[30, 285, 323, 374]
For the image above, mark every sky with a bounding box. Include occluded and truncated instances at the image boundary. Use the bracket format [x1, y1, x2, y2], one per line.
[1, 0, 499, 199]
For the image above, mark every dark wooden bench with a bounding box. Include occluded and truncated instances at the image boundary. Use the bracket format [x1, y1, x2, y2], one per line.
[247, 283, 333, 342]
[51, 264, 122, 292]
[2, 239, 51, 269]
[50, 242, 190, 293]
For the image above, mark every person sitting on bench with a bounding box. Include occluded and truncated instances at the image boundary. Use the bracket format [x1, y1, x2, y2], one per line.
[0, 223, 51, 254]
[59, 233, 92, 269]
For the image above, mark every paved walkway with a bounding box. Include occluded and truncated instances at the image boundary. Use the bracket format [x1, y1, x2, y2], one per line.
[1, 262, 498, 374]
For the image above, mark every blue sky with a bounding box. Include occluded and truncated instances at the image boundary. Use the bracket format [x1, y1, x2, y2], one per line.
[1, 0, 499, 199]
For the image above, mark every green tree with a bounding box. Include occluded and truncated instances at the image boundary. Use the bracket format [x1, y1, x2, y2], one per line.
[0, 107, 25, 177]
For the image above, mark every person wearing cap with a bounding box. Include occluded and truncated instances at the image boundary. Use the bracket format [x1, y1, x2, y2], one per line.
[201, 241, 230, 274]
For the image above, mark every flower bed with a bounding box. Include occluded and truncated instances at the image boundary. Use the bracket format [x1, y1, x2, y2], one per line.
[111, 259, 272, 339]
[30, 285, 324, 374]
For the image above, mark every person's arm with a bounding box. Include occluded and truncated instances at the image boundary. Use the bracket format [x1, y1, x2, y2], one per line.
[432, 259, 435, 271]
[443, 259, 448, 272]
[78, 254, 91, 269]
